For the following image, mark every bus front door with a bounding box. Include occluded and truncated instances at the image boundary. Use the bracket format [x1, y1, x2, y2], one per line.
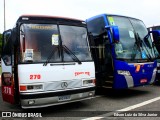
[1, 72, 15, 104]
[1, 30, 15, 104]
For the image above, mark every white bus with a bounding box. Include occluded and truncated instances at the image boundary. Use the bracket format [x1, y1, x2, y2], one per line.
[1, 15, 95, 109]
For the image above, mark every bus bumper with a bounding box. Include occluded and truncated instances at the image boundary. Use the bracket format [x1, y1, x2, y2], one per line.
[20, 87, 95, 109]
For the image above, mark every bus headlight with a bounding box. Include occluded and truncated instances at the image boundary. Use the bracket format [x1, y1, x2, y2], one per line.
[20, 84, 43, 92]
[82, 79, 95, 86]
[117, 70, 131, 76]
[27, 85, 43, 90]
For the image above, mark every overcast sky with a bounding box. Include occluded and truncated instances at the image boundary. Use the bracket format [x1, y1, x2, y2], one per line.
[0, 0, 160, 33]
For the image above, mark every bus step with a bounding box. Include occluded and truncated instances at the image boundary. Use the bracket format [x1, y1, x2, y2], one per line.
[105, 81, 113, 83]
[102, 86, 112, 89]
[103, 80, 113, 88]
[108, 76, 113, 78]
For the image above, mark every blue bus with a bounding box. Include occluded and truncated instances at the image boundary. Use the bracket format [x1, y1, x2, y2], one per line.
[148, 26, 160, 82]
[86, 14, 160, 89]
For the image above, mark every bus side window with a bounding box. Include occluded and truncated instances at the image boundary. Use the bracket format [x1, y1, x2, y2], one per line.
[2, 30, 12, 66]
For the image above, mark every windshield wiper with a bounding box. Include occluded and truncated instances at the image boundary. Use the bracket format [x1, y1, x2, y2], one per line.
[134, 32, 152, 61]
[144, 36, 157, 58]
[43, 45, 82, 66]
[137, 33, 153, 61]
[43, 46, 60, 66]
[63, 45, 82, 64]
[131, 32, 142, 61]
[131, 43, 137, 61]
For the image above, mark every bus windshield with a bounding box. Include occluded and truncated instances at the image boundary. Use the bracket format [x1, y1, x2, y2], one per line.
[19, 24, 92, 63]
[107, 16, 159, 61]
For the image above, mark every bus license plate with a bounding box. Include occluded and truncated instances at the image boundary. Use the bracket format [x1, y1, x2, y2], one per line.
[58, 95, 71, 101]
[140, 79, 147, 83]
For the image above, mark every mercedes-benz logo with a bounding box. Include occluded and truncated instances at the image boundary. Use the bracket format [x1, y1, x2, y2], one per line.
[61, 82, 68, 89]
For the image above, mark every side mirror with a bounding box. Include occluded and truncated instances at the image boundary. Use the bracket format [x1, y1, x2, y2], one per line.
[105, 25, 120, 43]
[2, 29, 12, 52]
[23, 35, 25, 52]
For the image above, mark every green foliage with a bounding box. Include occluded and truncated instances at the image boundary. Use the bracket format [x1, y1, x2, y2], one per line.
[0, 67, 1, 75]
[0, 34, 2, 44]
[0, 33, 2, 39]
[0, 33, 2, 57]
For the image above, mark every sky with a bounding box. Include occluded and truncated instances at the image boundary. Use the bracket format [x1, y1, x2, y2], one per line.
[0, 0, 160, 33]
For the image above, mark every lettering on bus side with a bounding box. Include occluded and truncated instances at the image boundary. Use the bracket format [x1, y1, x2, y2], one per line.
[30, 74, 41, 80]
[75, 72, 90, 76]
[3, 86, 12, 95]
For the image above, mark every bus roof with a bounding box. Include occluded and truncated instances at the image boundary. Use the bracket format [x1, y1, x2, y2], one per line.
[148, 25, 160, 29]
[86, 13, 142, 22]
[17, 15, 84, 22]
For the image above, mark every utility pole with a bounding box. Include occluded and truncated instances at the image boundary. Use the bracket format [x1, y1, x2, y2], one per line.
[4, 0, 6, 31]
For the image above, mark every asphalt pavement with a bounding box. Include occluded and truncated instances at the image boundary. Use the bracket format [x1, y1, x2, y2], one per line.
[0, 85, 160, 120]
